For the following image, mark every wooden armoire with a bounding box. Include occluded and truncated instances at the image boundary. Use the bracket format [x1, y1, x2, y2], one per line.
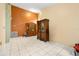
[37, 19, 49, 42]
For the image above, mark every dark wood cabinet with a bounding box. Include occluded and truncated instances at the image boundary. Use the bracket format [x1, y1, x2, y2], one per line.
[37, 19, 49, 42]
[25, 23, 36, 36]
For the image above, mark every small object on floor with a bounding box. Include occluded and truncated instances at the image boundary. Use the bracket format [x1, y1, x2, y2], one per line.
[73, 43, 79, 56]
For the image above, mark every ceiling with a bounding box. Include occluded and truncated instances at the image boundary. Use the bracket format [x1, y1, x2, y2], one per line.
[11, 3, 55, 13]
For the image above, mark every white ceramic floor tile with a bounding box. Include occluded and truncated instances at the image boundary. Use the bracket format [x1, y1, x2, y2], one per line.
[0, 36, 74, 56]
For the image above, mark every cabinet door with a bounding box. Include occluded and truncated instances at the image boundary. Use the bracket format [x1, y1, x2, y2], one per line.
[40, 21, 47, 41]
[28, 23, 36, 36]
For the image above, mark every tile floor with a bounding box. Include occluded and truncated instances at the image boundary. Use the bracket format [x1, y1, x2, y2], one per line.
[0, 36, 75, 56]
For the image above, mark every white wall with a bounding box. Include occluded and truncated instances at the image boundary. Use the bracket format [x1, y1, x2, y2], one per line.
[0, 4, 11, 47]
[0, 4, 6, 47]
[40, 4, 79, 46]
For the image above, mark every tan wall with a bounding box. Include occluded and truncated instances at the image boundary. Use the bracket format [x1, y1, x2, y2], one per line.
[11, 5, 38, 36]
[40, 4, 79, 46]
[0, 4, 6, 47]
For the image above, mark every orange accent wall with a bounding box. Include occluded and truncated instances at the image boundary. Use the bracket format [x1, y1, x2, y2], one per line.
[11, 5, 38, 36]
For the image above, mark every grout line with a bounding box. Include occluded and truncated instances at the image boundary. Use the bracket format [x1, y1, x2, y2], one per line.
[9, 42, 12, 56]
[17, 43, 21, 56]
[56, 48, 64, 56]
